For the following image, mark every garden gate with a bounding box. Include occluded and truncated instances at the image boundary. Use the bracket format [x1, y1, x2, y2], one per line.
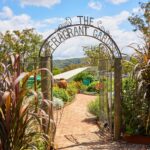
[39, 16, 122, 140]
[84, 45, 115, 134]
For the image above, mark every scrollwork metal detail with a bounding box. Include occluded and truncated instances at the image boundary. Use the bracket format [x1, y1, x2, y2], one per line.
[100, 25, 105, 31]
[97, 20, 106, 32]
[97, 20, 111, 35]
[58, 17, 72, 29]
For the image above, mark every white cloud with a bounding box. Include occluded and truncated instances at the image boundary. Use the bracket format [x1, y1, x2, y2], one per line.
[53, 37, 99, 59]
[132, 7, 139, 13]
[0, 6, 33, 31]
[107, 0, 128, 5]
[94, 11, 140, 54]
[96, 11, 130, 30]
[53, 10, 140, 58]
[0, 6, 141, 58]
[88, 0, 102, 10]
[0, 6, 13, 19]
[132, 6, 143, 14]
[43, 17, 64, 25]
[20, 0, 61, 8]
[0, 6, 64, 32]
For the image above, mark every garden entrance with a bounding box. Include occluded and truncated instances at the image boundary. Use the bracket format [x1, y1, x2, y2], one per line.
[39, 16, 122, 140]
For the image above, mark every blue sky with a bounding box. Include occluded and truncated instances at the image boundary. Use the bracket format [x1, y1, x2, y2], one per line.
[0, 0, 148, 59]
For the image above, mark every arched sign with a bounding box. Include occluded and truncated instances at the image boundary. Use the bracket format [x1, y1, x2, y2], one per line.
[39, 16, 122, 58]
[39, 16, 122, 140]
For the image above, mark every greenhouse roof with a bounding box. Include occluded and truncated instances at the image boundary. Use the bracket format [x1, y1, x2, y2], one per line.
[54, 67, 89, 80]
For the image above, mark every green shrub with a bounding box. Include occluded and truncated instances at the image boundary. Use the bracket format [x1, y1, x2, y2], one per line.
[67, 82, 78, 96]
[87, 81, 99, 92]
[53, 82, 79, 103]
[122, 77, 137, 134]
[73, 72, 86, 81]
[0, 54, 53, 150]
[53, 87, 70, 102]
[80, 84, 88, 91]
[88, 97, 100, 118]
[73, 72, 94, 82]
[122, 77, 150, 135]
[36, 142, 46, 150]
[53, 67, 62, 75]
[74, 81, 87, 92]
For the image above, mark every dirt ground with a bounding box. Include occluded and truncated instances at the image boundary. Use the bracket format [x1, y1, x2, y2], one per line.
[55, 94, 150, 150]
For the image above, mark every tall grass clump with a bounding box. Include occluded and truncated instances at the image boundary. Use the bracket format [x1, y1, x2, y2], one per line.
[0, 54, 55, 150]
[88, 97, 100, 118]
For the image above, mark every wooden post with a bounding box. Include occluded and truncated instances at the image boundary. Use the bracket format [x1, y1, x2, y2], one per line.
[40, 56, 51, 101]
[114, 58, 122, 140]
[40, 51, 55, 145]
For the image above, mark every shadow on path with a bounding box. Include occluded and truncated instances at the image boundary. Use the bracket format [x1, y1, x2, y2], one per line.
[55, 94, 149, 150]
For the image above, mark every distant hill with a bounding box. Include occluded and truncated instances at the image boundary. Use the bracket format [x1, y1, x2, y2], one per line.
[53, 57, 87, 69]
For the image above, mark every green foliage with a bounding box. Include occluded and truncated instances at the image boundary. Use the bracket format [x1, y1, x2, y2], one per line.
[73, 72, 85, 81]
[128, 1, 150, 60]
[122, 59, 133, 75]
[87, 81, 99, 92]
[122, 77, 137, 134]
[66, 82, 78, 97]
[53, 87, 70, 102]
[128, 2, 150, 39]
[53, 81, 80, 103]
[73, 72, 94, 82]
[123, 3, 150, 135]
[0, 29, 43, 72]
[88, 97, 100, 118]
[0, 29, 42, 58]
[53, 67, 62, 75]
[79, 84, 88, 91]
[83, 73, 94, 82]
[122, 77, 150, 135]
[125, 41, 150, 135]
[36, 142, 46, 150]
[122, 56, 139, 75]
[86, 81, 105, 93]
[83, 46, 110, 66]
[0, 54, 53, 150]
[74, 81, 88, 92]
[134, 61, 150, 135]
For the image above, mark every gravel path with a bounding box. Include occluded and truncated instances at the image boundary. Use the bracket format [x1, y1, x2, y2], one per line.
[54, 94, 149, 150]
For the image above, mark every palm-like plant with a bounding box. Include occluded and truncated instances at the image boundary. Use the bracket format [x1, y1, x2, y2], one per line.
[132, 45, 150, 134]
[122, 44, 150, 135]
[0, 54, 55, 150]
[122, 1, 150, 135]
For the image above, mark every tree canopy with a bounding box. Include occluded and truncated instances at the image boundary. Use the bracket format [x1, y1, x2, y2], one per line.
[0, 29, 43, 61]
[128, 1, 150, 53]
[83, 46, 110, 67]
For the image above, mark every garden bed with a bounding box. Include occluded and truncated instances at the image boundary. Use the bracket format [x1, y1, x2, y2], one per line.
[123, 134, 150, 144]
